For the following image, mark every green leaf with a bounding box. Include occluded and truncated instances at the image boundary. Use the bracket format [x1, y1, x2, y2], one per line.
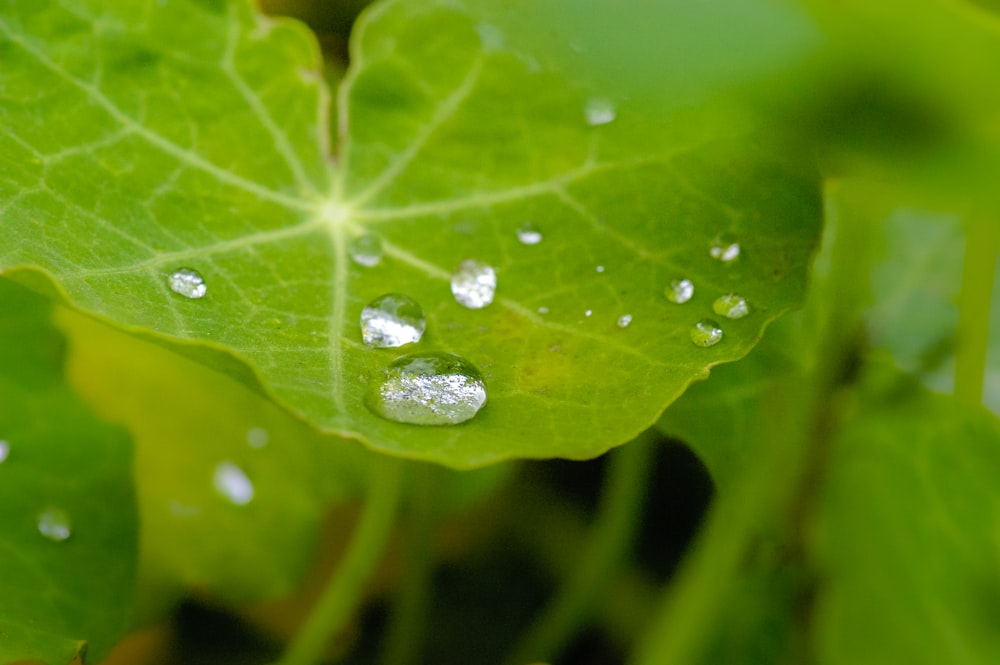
[0, 279, 137, 665]
[54, 305, 371, 622]
[812, 369, 1000, 663]
[0, 0, 822, 466]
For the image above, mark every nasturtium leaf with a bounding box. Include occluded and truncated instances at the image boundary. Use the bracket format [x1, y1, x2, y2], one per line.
[812, 368, 1000, 664]
[55, 305, 371, 621]
[0, 279, 137, 665]
[0, 0, 822, 467]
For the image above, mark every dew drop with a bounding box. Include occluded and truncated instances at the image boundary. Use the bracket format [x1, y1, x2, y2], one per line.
[37, 507, 72, 542]
[168, 268, 207, 299]
[617, 314, 633, 328]
[709, 234, 740, 263]
[361, 294, 426, 348]
[666, 278, 694, 304]
[214, 462, 254, 506]
[585, 97, 616, 126]
[713, 294, 750, 319]
[585, 309, 593, 317]
[349, 233, 383, 267]
[690, 319, 724, 347]
[247, 427, 269, 449]
[596, 265, 605, 273]
[516, 221, 543, 245]
[0, 439, 8, 463]
[366, 352, 487, 426]
[537, 306, 550, 315]
[451, 260, 497, 309]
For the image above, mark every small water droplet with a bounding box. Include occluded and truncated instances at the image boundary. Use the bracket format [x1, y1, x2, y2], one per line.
[37, 507, 72, 542]
[451, 260, 497, 309]
[690, 319, 724, 347]
[666, 279, 695, 304]
[585, 309, 593, 317]
[349, 233, 383, 267]
[0, 440, 8, 463]
[366, 352, 487, 426]
[596, 265, 605, 273]
[214, 462, 254, 506]
[617, 314, 633, 328]
[168, 268, 207, 299]
[585, 97, 616, 126]
[537, 306, 550, 315]
[712, 294, 750, 319]
[709, 234, 740, 263]
[516, 221, 543, 245]
[361, 294, 426, 348]
[247, 427, 269, 449]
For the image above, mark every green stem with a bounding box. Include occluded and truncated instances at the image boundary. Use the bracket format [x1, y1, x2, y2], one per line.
[506, 431, 657, 665]
[955, 214, 999, 406]
[378, 464, 442, 665]
[277, 456, 404, 665]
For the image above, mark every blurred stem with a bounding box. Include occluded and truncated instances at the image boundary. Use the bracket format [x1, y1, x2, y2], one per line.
[955, 214, 999, 406]
[277, 455, 404, 665]
[506, 431, 657, 665]
[378, 464, 443, 665]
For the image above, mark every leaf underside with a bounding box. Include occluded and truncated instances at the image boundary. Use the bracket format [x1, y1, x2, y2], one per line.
[0, 0, 822, 466]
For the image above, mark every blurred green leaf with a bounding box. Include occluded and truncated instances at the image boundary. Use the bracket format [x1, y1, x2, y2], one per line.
[812, 368, 1000, 663]
[55, 306, 371, 622]
[0, 0, 822, 467]
[0, 279, 137, 664]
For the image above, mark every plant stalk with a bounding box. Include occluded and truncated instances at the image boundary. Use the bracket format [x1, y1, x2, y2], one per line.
[276, 455, 404, 665]
[954, 214, 999, 406]
[506, 430, 657, 665]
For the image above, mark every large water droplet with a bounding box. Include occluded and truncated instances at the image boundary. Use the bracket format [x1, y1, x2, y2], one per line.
[168, 268, 207, 299]
[690, 319, 724, 347]
[585, 98, 616, 126]
[617, 314, 633, 328]
[709, 234, 740, 263]
[666, 278, 694, 304]
[367, 352, 487, 426]
[451, 260, 497, 309]
[0, 440, 8, 463]
[713, 294, 749, 319]
[214, 462, 254, 506]
[516, 221, 543, 245]
[360, 294, 426, 348]
[349, 233, 383, 267]
[247, 427, 269, 449]
[37, 507, 72, 542]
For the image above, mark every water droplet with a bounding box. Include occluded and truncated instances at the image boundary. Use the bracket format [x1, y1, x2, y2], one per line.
[0, 440, 8, 463]
[713, 294, 750, 319]
[617, 314, 633, 328]
[349, 233, 383, 267]
[585, 97, 616, 126]
[537, 306, 550, 315]
[214, 462, 254, 506]
[516, 221, 543, 245]
[709, 234, 740, 263]
[596, 265, 605, 273]
[367, 352, 487, 426]
[451, 260, 497, 309]
[585, 309, 593, 317]
[247, 427, 269, 449]
[360, 294, 426, 348]
[666, 279, 694, 304]
[168, 268, 207, 299]
[37, 507, 72, 542]
[690, 319, 724, 347]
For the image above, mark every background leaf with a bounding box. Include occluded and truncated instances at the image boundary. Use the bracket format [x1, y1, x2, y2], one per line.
[0, 279, 137, 664]
[0, 0, 822, 467]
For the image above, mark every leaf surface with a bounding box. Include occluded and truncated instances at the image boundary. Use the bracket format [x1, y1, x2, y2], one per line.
[0, 0, 822, 466]
[0, 280, 137, 665]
